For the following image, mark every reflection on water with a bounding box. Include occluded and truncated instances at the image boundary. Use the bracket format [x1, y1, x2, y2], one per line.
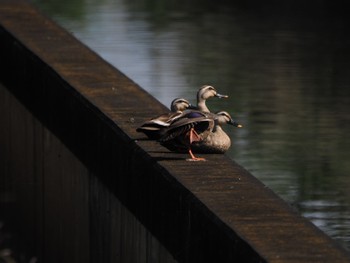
[33, 0, 350, 249]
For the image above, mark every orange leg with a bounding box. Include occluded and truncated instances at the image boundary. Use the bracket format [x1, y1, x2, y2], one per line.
[188, 127, 201, 143]
[186, 148, 206, 161]
[186, 128, 206, 161]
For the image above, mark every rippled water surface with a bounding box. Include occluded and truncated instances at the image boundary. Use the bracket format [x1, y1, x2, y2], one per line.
[33, 0, 350, 249]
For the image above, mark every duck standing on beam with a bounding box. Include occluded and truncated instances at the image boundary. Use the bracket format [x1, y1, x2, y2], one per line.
[136, 85, 242, 161]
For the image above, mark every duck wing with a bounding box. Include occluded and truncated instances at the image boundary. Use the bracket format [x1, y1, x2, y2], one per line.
[159, 111, 214, 142]
[136, 111, 183, 139]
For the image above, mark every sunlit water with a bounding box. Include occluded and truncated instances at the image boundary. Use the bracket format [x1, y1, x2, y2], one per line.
[33, 0, 350, 249]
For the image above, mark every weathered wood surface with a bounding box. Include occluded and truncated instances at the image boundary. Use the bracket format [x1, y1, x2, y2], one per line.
[0, 83, 178, 262]
[0, 1, 349, 262]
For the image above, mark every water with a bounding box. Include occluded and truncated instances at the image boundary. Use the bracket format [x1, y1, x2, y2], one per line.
[32, 0, 350, 249]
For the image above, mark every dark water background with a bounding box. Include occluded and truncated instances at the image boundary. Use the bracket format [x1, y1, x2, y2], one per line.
[32, 0, 350, 250]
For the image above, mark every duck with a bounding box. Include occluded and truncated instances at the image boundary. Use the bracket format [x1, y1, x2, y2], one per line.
[191, 111, 242, 154]
[158, 109, 215, 161]
[137, 84, 226, 139]
[195, 85, 228, 112]
[136, 98, 194, 139]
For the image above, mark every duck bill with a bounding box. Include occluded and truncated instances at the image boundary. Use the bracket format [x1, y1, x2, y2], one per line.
[231, 121, 243, 128]
[187, 104, 198, 110]
[216, 93, 229, 99]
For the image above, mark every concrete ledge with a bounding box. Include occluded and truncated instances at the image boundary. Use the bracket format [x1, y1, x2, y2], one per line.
[1, 1, 350, 262]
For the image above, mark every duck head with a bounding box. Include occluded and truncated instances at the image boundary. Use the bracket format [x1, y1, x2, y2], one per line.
[197, 85, 228, 112]
[197, 85, 228, 100]
[170, 98, 195, 112]
[215, 111, 242, 128]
